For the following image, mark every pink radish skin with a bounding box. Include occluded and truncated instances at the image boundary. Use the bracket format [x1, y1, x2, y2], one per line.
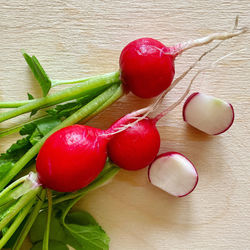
[148, 152, 198, 197]
[183, 92, 234, 135]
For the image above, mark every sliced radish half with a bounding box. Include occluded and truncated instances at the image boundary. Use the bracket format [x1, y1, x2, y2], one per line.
[148, 152, 198, 197]
[183, 92, 234, 135]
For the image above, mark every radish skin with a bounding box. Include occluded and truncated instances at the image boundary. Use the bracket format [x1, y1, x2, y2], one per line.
[148, 152, 198, 197]
[107, 118, 160, 171]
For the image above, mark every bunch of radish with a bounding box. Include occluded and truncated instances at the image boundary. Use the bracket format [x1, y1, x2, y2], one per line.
[0, 18, 247, 250]
[36, 21, 245, 196]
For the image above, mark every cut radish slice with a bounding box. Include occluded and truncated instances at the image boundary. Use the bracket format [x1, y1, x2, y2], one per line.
[183, 92, 234, 135]
[148, 152, 198, 197]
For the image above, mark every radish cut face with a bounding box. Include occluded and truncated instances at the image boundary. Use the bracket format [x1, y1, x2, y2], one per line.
[183, 92, 234, 135]
[148, 152, 198, 197]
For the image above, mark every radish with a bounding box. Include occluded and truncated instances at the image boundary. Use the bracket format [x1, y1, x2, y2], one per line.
[36, 125, 108, 192]
[107, 117, 161, 170]
[183, 92, 234, 135]
[36, 108, 159, 192]
[148, 152, 198, 197]
[119, 23, 246, 98]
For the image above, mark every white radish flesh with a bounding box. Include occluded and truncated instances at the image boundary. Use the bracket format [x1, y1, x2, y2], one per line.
[148, 152, 198, 197]
[183, 92, 234, 135]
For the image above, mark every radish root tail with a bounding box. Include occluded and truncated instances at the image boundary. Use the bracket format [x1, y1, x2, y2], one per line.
[170, 16, 247, 56]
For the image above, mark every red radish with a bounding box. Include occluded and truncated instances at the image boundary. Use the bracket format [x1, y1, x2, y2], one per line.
[119, 25, 245, 98]
[120, 38, 175, 98]
[148, 152, 198, 197]
[107, 117, 160, 171]
[183, 92, 234, 135]
[36, 125, 109, 192]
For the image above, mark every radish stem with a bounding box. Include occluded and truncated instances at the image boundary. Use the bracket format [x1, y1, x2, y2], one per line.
[0, 186, 41, 231]
[13, 189, 46, 250]
[43, 189, 52, 250]
[0, 115, 47, 138]
[0, 71, 120, 123]
[0, 201, 34, 249]
[0, 100, 31, 108]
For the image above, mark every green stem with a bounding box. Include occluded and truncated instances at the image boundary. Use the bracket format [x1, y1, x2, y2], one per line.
[0, 100, 31, 108]
[0, 186, 41, 231]
[0, 175, 27, 202]
[43, 189, 52, 250]
[13, 189, 46, 250]
[0, 71, 120, 123]
[51, 76, 90, 87]
[0, 200, 34, 249]
[0, 115, 47, 138]
[0, 84, 123, 191]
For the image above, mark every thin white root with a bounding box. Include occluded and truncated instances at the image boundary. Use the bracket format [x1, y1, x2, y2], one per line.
[147, 38, 225, 115]
[153, 69, 203, 122]
[170, 16, 247, 56]
[153, 47, 246, 122]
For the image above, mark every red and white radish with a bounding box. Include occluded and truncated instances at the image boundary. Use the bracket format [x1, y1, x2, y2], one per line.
[119, 25, 245, 98]
[183, 92, 234, 135]
[148, 152, 198, 197]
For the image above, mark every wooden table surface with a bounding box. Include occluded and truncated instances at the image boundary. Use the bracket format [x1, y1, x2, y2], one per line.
[0, 1, 250, 249]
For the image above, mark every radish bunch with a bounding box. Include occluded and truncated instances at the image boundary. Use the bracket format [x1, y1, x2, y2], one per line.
[36, 21, 245, 195]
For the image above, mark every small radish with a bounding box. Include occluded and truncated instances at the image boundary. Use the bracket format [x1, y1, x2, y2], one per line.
[148, 152, 198, 197]
[119, 23, 245, 98]
[183, 92, 234, 135]
[107, 117, 161, 171]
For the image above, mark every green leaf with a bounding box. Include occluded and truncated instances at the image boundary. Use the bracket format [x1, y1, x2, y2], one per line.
[36, 117, 61, 136]
[59, 198, 110, 250]
[30, 209, 67, 244]
[31, 240, 69, 250]
[27, 93, 35, 100]
[30, 200, 110, 250]
[29, 128, 43, 146]
[0, 137, 32, 169]
[20, 117, 61, 136]
[23, 52, 52, 96]
[64, 212, 110, 250]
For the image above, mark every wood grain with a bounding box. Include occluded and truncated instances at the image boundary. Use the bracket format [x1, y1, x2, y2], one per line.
[0, 0, 250, 249]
